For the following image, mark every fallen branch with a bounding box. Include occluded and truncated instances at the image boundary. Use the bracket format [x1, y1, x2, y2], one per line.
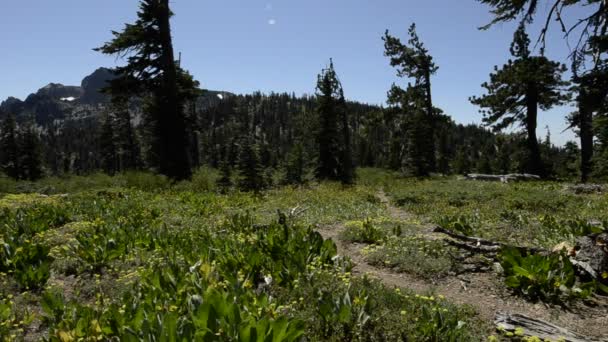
[495, 312, 607, 342]
[433, 226, 545, 255]
[433, 226, 504, 247]
[465, 173, 541, 183]
[443, 239, 501, 255]
[435, 227, 607, 283]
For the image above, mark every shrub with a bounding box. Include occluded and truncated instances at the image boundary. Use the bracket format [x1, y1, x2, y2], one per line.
[121, 171, 170, 190]
[340, 219, 386, 244]
[499, 247, 597, 302]
[174, 166, 218, 192]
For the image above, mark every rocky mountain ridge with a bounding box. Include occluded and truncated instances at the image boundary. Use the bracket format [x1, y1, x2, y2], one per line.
[0, 68, 229, 126]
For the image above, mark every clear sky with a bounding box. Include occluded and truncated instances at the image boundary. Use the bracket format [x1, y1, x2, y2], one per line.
[0, 0, 592, 145]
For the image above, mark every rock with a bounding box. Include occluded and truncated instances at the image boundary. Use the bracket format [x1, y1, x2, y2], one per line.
[0, 96, 24, 116]
[574, 233, 608, 281]
[35, 83, 83, 100]
[552, 241, 576, 256]
[80, 67, 116, 104]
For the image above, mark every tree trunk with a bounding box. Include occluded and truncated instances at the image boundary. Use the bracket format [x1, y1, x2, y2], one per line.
[525, 87, 545, 177]
[579, 88, 594, 183]
[158, 0, 191, 180]
[424, 67, 436, 173]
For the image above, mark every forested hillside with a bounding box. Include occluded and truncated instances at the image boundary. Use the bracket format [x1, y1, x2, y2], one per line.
[0, 70, 582, 183]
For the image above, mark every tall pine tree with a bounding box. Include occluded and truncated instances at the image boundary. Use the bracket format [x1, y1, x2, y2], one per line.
[315, 59, 354, 183]
[96, 0, 193, 180]
[383, 24, 438, 175]
[478, 0, 608, 182]
[470, 25, 568, 177]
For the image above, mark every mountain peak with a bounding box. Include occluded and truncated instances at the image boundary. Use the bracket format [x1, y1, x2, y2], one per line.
[80, 67, 116, 104]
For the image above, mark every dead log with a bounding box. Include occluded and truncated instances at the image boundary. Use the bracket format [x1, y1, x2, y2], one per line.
[443, 239, 501, 255]
[495, 312, 607, 342]
[433, 226, 545, 255]
[434, 228, 608, 283]
[465, 174, 504, 182]
[433, 226, 504, 247]
[464, 173, 540, 183]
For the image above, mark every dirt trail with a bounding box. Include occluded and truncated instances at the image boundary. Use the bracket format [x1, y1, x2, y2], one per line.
[316, 190, 608, 339]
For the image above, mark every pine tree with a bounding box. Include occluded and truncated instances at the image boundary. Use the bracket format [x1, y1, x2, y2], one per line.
[316, 59, 343, 181]
[111, 97, 140, 172]
[0, 113, 20, 179]
[339, 96, 355, 185]
[383, 24, 438, 174]
[285, 143, 305, 185]
[470, 24, 568, 177]
[96, 0, 193, 180]
[18, 122, 43, 181]
[237, 138, 265, 193]
[569, 68, 608, 182]
[99, 112, 118, 175]
[478, 0, 607, 62]
[452, 147, 471, 175]
[217, 157, 233, 192]
[479, 0, 607, 182]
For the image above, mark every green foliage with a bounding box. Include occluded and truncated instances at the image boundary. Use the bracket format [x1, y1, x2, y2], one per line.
[284, 143, 306, 185]
[0, 113, 20, 180]
[438, 215, 476, 236]
[175, 166, 219, 192]
[383, 23, 438, 176]
[0, 115, 44, 181]
[0, 174, 491, 340]
[237, 139, 267, 193]
[95, 0, 195, 180]
[0, 204, 69, 290]
[386, 178, 608, 247]
[470, 25, 568, 176]
[364, 235, 455, 279]
[17, 122, 44, 181]
[315, 59, 354, 184]
[340, 219, 386, 244]
[499, 247, 597, 302]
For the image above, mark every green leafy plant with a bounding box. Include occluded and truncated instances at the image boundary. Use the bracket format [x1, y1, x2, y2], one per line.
[340, 219, 386, 244]
[499, 247, 595, 302]
[437, 215, 475, 236]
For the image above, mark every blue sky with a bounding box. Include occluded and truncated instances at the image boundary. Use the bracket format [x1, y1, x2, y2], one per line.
[0, 0, 591, 144]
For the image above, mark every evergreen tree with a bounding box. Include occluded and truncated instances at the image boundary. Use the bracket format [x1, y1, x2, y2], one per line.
[557, 141, 580, 179]
[383, 24, 438, 173]
[18, 122, 43, 181]
[478, 0, 607, 62]
[452, 147, 471, 175]
[217, 157, 233, 192]
[237, 138, 265, 193]
[315, 59, 350, 182]
[569, 67, 608, 182]
[0, 113, 20, 179]
[99, 112, 118, 175]
[339, 97, 355, 184]
[96, 0, 193, 180]
[470, 25, 568, 177]
[284, 143, 305, 185]
[479, 0, 607, 181]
